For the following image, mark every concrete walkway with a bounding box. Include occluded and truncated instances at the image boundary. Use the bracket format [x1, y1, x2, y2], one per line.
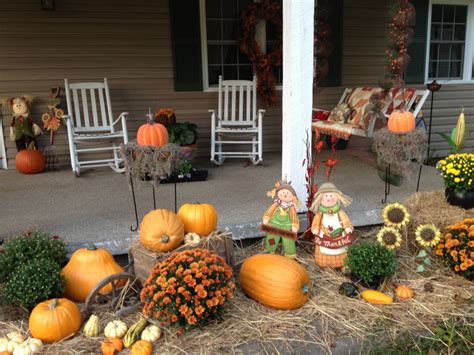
[0, 145, 443, 254]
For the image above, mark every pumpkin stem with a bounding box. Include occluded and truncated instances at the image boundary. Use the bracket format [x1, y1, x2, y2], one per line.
[49, 298, 59, 310]
[87, 243, 97, 251]
[302, 284, 309, 294]
[161, 235, 170, 243]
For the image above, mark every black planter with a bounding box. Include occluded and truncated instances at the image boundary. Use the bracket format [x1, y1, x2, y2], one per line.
[350, 273, 384, 290]
[445, 188, 474, 209]
[325, 135, 349, 150]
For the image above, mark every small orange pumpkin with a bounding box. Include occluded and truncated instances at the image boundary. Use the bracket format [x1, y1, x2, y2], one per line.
[239, 254, 311, 310]
[395, 285, 414, 300]
[140, 209, 185, 252]
[130, 340, 152, 355]
[178, 203, 218, 235]
[101, 337, 123, 355]
[61, 244, 125, 302]
[29, 298, 82, 343]
[137, 121, 168, 147]
[15, 148, 45, 174]
[387, 110, 415, 134]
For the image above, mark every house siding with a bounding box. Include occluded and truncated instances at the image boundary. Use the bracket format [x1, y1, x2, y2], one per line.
[0, 0, 472, 169]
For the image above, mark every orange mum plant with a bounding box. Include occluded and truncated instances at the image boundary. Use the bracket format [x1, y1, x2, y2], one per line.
[434, 218, 474, 280]
[140, 249, 234, 330]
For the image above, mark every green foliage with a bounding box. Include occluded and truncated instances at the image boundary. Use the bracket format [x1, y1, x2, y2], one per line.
[345, 241, 396, 284]
[176, 159, 193, 176]
[167, 122, 198, 145]
[5, 258, 64, 310]
[0, 231, 68, 283]
[366, 320, 474, 355]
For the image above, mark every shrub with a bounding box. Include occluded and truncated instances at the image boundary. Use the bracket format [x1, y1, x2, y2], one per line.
[5, 258, 64, 309]
[140, 248, 234, 330]
[0, 231, 67, 282]
[345, 240, 396, 284]
[434, 218, 473, 280]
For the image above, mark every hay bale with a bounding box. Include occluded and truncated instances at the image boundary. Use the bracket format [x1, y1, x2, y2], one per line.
[404, 191, 474, 234]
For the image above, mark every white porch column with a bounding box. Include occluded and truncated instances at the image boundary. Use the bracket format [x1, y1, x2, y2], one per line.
[282, 0, 314, 211]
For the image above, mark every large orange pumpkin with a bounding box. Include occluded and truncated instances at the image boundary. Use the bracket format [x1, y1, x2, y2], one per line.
[140, 209, 185, 252]
[387, 110, 415, 134]
[61, 244, 125, 302]
[178, 203, 218, 235]
[29, 298, 82, 343]
[239, 254, 311, 310]
[15, 148, 45, 174]
[137, 122, 168, 147]
[130, 340, 152, 355]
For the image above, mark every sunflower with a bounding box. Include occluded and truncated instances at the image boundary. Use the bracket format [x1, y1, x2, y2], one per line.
[377, 226, 403, 250]
[383, 203, 410, 228]
[415, 224, 442, 248]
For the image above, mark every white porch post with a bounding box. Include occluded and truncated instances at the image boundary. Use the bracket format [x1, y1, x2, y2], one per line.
[282, 0, 314, 211]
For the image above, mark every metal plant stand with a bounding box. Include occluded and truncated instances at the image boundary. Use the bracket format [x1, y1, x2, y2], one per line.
[416, 80, 442, 192]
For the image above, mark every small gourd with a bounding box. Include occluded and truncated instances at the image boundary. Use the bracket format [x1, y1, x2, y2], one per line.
[361, 290, 393, 304]
[83, 314, 101, 337]
[12, 338, 43, 355]
[100, 337, 123, 355]
[338, 282, 359, 298]
[141, 325, 162, 343]
[184, 232, 201, 246]
[0, 332, 25, 353]
[395, 285, 414, 300]
[104, 320, 128, 339]
[123, 317, 148, 348]
[131, 340, 153, 355]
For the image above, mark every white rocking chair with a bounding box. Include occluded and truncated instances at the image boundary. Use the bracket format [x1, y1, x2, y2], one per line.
[209, 75, 265, 165]
[63, 78, 129, 176]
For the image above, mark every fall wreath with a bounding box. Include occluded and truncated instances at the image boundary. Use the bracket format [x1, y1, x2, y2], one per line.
[240, 0, 282, 106]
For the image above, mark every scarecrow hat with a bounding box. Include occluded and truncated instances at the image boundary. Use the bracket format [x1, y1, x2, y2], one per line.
[267, 179, 301, 207]
[313, 182, 353, 207]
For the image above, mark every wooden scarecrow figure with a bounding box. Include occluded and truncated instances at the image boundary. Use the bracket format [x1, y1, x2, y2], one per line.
[262, 179, 300, 258]
[310, 182, 355, 268]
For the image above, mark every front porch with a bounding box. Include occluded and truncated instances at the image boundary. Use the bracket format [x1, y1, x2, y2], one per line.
[0, 140, 443, 254]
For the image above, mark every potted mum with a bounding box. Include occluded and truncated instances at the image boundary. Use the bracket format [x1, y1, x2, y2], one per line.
[167, 121, 198, 161]
[436, 153, 474, 209]
[154, 108, 176, 127]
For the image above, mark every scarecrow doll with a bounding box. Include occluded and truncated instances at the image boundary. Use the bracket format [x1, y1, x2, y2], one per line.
[310, 182, 355, 268]
[262, 180, 300, 258]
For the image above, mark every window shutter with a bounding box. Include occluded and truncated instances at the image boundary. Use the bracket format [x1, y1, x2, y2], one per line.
[405, 0, 429, 84]
[319, 0, 343, 87]
[169, 0, 203, 91]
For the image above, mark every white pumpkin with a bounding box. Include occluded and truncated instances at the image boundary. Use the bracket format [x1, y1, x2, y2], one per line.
[104, 320, 128, 339]
[0, 332, 25, 353]
[141, 325, 162, 343]
[184, 232, 201, 245]
[13, 338, 43, 355]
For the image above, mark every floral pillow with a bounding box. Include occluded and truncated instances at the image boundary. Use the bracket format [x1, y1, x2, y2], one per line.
[346, 87, 383, 128]
[328, 103, 354, 124]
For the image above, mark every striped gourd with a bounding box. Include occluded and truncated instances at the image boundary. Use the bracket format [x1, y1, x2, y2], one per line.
[453, 108, 465, 149]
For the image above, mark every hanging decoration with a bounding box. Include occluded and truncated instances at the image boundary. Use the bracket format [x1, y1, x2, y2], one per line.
[240, 0, 282, 106]
[379, 0, 416, 90]
[314, 0, 334, 86]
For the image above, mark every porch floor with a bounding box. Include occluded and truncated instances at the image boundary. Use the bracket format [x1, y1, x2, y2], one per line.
[0, 140, 443, 254]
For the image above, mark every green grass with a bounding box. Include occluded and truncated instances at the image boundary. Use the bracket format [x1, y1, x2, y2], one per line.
[364, 320, 474, 355]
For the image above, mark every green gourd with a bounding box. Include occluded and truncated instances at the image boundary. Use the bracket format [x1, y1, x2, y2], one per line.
[123, 317, 148, 348]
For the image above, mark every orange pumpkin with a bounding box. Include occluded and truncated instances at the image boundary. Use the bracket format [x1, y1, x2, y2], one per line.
[15, 148, 45, 174]
[239, 254, 311, 310]
[61, 244, 124, 302]
[101, 337, 123, 355]
[0, 352, 11, 355]
[140, 209, 185, 252]
[178, 203, 218, 235]
[29, 298, 82, 343]
[137, 122, 168, 147]
[130, 340, 152, 355]
[387, 110, 415, 134]
[395, 285, 414, 300]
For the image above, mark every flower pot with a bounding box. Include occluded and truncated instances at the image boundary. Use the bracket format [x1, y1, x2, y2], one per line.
[350, 274, 384, 290]
[376, 163, 405, 187]
[445, 188, 474, 209]
[179, 144, 197, 161]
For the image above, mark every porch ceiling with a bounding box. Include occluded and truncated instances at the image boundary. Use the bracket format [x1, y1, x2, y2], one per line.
[0, 143, 443, 254]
